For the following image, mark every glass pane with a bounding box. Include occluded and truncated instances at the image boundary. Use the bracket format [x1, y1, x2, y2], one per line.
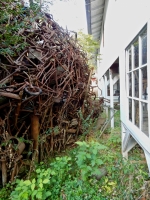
[141, 66, 148, 100]
[141, 103, 148, 136]
[141, 31, 147, 65]
[134, 70, 139, 98]
[133, 40, 139, 68]
[128, 49, 132, 71]
[134, 100, 139, 127]
[113, 80, 120, 96]
[129, 98, 132, 121]
[107, 84, 110, 96]
[129, 73, 132, 96]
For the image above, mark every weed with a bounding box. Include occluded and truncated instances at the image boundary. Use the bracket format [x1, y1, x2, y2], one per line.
[0, 109, 149, 200]
[75, 141, 107, 180]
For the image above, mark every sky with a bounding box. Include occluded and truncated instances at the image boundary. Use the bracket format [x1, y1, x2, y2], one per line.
[49, 0, 87, 33]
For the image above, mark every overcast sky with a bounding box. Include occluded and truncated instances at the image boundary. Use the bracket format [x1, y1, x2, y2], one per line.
[49, 0, 87, 33]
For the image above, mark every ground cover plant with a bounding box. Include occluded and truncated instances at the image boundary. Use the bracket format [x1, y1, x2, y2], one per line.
[0, 110, 149, 200]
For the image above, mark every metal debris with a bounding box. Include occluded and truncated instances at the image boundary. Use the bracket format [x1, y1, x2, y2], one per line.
[0, 7, 103, 185]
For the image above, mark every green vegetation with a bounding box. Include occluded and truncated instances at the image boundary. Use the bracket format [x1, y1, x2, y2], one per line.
[0, 0, 41, 56]
[0, 110, 149, 200]
[77, 31, 99, 69]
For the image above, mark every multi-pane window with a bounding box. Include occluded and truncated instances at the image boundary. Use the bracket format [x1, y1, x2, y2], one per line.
[127, 27, 148, 136]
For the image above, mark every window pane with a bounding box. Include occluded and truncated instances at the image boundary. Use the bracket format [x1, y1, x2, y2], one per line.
[129, 98, 132, 121]
[141, 66, 148, 100]
[133, 40, 139, 68]
[141, 102, 148, 136]
[107, 84, 110, 96]
[134, 70, 139, 98]
[134, 100, 139, 127]
[113, 80, 120, 96]
[128, 49, 132, 71]
[141, 31, 147, 65]
[129, 73, 132, 96]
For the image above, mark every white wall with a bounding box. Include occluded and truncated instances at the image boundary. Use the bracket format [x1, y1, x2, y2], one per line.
[98, 0, 150, 171]
[99, 0, 150, 77]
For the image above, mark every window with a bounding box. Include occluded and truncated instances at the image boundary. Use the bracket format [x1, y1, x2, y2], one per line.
[107, 80, 120, 96]
[126, 27, 148, 136]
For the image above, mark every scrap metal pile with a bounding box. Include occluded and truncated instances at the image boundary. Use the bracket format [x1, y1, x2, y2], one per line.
[0, 6, 103, 185]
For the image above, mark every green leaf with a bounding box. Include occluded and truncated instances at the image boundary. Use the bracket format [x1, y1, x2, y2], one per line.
[39, 183, 43, 189]
[97, 144, 107, 150]
[11, 194, 19, 199]
[36, 191, 42, 199]
[96, 159, 103, 165]
[32, 178, 36, 184]
[19, 191, 29, 199]
[87, 166, 92, 171]
[24, 180, 31, 186]
[86, 153, 91, 159]
[32, 190, 38, 197]
[36, 169, 41, 174]
[43, 179, 49, 184]
[38, 178, 42, 183]
[92, 149, 97, 155]
[31, 183, 35, 191]
[91, 160, 95, 167]
[45, 191, 51, 197]
[51, 170, 56, 175]
[92, 169, 101, 176]
[15, 187, 22, 191]
[75, 141, 84, 146]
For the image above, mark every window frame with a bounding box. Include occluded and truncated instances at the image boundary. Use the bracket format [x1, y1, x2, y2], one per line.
[126, 25, 149, 136]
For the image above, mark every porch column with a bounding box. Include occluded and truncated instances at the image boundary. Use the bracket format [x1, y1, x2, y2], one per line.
[101, 76, 105, 98]
[109, 69, 114, 128]
[104, 74, 109, 116]
[104, 75, 107, 99]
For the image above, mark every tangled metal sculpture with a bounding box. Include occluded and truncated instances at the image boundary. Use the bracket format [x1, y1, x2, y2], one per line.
[0, 5, 103, 185]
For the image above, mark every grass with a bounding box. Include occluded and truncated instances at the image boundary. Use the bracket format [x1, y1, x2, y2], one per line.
[99, 110, 149, 199]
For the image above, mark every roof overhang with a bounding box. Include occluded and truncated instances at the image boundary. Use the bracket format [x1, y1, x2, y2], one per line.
[85, 0, 105, 41]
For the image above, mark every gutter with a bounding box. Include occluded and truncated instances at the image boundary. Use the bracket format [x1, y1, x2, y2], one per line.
[85, 0, 92, 34]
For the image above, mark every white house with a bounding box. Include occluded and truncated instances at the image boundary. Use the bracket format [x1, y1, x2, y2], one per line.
[85, 0, 150, 174]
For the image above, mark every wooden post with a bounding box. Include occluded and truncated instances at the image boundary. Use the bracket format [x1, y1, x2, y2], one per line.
[1, 157, 7, 186]
[31, 114, 39, 152]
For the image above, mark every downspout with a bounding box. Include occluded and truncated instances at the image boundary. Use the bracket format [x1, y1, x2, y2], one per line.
[85, 0, 92, 34]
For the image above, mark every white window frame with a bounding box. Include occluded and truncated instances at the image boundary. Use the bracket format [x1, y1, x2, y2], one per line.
[126, 25, 149, 137]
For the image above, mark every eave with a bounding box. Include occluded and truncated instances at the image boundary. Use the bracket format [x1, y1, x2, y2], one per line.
[85, 0, 105, 41]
